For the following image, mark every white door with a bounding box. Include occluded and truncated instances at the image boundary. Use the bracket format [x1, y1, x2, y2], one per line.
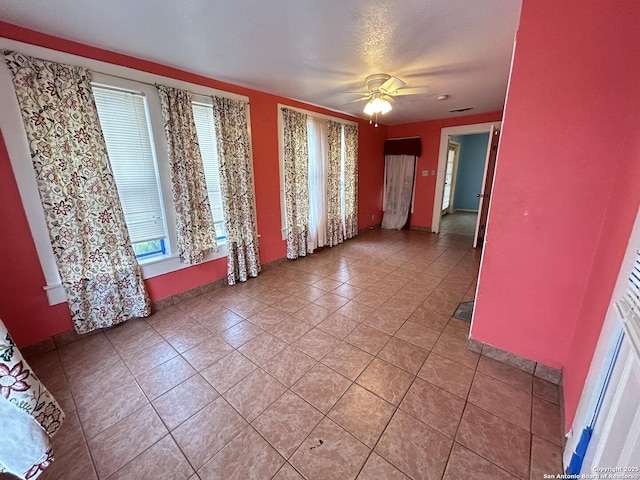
[582, 336, 640, 470]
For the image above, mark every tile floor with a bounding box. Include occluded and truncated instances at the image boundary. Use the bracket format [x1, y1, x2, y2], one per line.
[439, 211, 478, 236]
[10, 229, 564, 480]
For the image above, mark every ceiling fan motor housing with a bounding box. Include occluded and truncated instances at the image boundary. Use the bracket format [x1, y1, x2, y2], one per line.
[365, 73, 392, 92]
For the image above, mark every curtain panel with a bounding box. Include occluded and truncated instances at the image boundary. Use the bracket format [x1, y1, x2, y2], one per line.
[211, 95, 261, 285]
[281, 108, 309, 259]
[157, 85, 217, 264]
[381, 154, 416, 230]
[4, 51, 150, 333]
[0, 318, 64, 479]
[326, 120, 344, 247]
[343, 124, 359, 239]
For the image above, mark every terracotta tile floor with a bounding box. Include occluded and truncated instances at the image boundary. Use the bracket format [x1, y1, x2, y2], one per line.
[439, 211, 477, 236]
[12, 229, 565, 480]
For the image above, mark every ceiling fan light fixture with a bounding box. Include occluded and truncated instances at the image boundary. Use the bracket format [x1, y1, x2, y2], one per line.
[363, 95, 392, 115]
[379, 98, 392, 114]
[363, 101, 375, 116]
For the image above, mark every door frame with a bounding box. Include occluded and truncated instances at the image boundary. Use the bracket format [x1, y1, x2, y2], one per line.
[442, 140, 461, 215]
[431, 121, 502, 234]
[473, 126, 500, 248]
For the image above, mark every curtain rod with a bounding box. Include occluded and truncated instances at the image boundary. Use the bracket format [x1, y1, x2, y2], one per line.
[91, 70, 250, 103]
[279, 104, 358, 126]
[0, 38, 248, 103]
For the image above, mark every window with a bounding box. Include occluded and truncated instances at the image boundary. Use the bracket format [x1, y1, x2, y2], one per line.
[0, 42, 249, 306]
[279, 106, 354, 241]
[92, 85, 168, 258]
[192, 101, 226, 241]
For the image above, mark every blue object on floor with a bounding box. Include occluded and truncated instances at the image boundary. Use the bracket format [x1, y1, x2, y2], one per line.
[567, 427, 592, 475]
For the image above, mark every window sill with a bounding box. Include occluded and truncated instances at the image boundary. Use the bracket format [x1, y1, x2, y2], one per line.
[43, 243, 228, 306]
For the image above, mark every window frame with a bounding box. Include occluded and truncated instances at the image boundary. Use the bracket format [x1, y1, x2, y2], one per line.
[0, 38, 249, 306]
[91, 81, 170, 259]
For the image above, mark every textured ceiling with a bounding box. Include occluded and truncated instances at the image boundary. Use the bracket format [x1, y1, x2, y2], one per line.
[0, 0, 522, 124]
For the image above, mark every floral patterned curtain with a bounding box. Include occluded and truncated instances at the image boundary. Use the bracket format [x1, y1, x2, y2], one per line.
[4, 51, 150, 334]
[0, 317, 64, 479]
[211, 96, 261, 285]
[326, 120, 344, 247]
[344, 124, 359, 238]
[157, 85, 217, 264]
[282, 108, 309, 259]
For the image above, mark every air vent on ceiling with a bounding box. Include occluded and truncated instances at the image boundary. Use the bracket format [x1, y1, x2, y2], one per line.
[449, 107, 474, 113]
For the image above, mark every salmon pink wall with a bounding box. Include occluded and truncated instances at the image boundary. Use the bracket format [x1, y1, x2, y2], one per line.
[561, 0, 640, 427]
[471, 0, 640, 429]
[387, 111, 502, 229]
[0, 22, 386, 346]
[0, 132, 75, 342]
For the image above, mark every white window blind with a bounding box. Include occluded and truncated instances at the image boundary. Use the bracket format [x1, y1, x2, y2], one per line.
[192, 102, 226, 239]
[92, 85, 167, 244]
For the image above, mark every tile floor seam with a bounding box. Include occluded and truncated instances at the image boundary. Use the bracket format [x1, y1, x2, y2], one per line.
[434, 317, 484, 480]
[165, 430, 200, 479]
[221, 366, 289, 422]
[353, 350, 433, 478]
[456, 402, 533, 480]
[319, 343, 377, 382]
[192, 422, 256, 478]
[55, 345, 104, 478]
[289, 413, 370, 479]
[252, 389, 325, 461]
[103, 434, 181, 480]
[475, 360, 536, 394]
[466, 377, 535, 434]
[95, 329, 189, 478]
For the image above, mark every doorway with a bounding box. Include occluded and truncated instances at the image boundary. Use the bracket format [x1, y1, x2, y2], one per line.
[438, 133, 490, 237]
[432, 121, 502, 242]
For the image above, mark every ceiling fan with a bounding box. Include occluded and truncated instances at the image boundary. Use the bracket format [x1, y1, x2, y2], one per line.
[351, 73, 429, 126]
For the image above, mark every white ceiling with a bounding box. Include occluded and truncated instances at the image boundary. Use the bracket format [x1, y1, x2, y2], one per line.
[0, 0, 522, 125]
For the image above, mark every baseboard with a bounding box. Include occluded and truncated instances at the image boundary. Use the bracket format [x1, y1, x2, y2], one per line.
[467, 338, 563, 385]
[454, 209, 479, 213]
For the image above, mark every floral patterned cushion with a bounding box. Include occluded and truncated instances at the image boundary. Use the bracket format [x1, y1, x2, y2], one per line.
[0, 320, 64, 479]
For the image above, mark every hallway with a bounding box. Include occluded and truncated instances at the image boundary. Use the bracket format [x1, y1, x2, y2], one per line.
[439, 211, 478, 237]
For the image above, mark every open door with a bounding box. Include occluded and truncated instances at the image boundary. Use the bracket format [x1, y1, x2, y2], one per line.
[442, 140, 460, 215]
[473, 126, 500, 248]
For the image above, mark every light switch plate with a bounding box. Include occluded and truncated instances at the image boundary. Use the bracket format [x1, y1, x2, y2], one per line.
[422, 170, 428, 176]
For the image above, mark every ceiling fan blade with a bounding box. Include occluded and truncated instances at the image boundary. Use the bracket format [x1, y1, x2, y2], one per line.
[391, 87, 431, 96]
[379, 76, 406, 93]
[349, 97, 371, 103]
